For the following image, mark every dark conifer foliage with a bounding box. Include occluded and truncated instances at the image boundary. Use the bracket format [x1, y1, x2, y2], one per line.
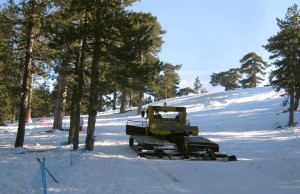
[0, 1, 21, 125]
[239, 52, 270, 88]
[155, 63, 181, 100]
[193, 76, 203, 94]
[85, 0, 139, 151]
[14, 0, 51, 147]
[114, 11, 165, 114]
[264, 4, 300, 126]
[210, 68, 241, 91]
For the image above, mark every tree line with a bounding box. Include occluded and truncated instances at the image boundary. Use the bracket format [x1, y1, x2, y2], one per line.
[1, 1, 298, 151]
[0, 0, 190, 150]
[210, 4, 300, 126]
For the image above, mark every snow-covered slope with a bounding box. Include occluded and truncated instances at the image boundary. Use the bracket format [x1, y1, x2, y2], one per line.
[0, 86, 299, 194]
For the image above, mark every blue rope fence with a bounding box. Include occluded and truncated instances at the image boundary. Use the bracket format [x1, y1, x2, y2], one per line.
[25, 148, 86, 193]
[39, 158, 47, 194]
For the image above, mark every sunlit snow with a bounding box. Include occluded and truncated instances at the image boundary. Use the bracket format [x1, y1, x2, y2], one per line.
[0, 86, 299, 194]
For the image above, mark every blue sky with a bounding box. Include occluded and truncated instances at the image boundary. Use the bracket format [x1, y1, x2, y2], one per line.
[129, 0, 299, 92]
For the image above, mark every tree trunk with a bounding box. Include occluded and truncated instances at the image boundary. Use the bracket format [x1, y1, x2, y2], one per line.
[73, 36, 86, 150]
[253, 72, 257, 88]
[26, 73, 33, 123]
[294, 90, 299, 111]
[137, 90, 144, 115]
[0, 102, 5, 126]
[120, 89, 127, 113]
[68, 89, 77, 144]
[85, 38, 101, 151]
[53, 64, 68, 130]
[15, 46, 32, 147]
[0, 101, 5, 126]
[137, 52, 144, 115]
[128, 91, 132, 109]
[15, 1, 36, 147]
[70, 79, 79, 149]
[0, 112, 5, 126]
[288, 86, 295, 126]
[112, 90, 117, 110]
[73, 108, 80, 150]
[53, 39, 72, 132]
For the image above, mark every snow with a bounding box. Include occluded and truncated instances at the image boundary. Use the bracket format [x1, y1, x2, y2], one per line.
[0, 86, 300, 194]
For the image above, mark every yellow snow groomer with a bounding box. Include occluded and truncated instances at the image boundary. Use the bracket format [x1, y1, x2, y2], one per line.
[126, 105, 237, 161]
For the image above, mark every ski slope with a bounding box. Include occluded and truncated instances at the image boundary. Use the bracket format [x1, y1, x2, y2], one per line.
[0, 86, 299, 194]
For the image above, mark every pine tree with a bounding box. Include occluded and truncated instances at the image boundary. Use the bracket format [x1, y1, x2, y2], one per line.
[239, 52, 270, 88]
[177, 87, 195, 96]
[15, 0, 50, 147]
[263, 4, 300, 126]
[130, 12, 165, 115]
[111, 11, 164, 114]
[31, 82, 53, 117]
[0, 2, 20, 125]
[193, 76, 202, 94]
[46, 0, 92, 149]
[156, 63, 181, 100]
[46, 0, 76, 133]
[85, 0, 137, 151]
[210, 68, 241, 91]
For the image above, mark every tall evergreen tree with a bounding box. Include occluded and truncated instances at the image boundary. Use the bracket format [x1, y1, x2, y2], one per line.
[193, 76, 203, 94]
[156, 63, 181, 100]
[177, 87, 195, 96]
[0, 1, 21, 125]
[45, 0, 91, 149]
[68, 0, 89, 150]
[263, 4, 300, 126]
[15, 0, 50, 147]
[110, 11, 164, 114]
[85, 0, 137, 151]
[239, 52, 270, 88]
[210, 68, 241, 91]
[46, 0, 76, 132]
[129, 12, 164, 115]
[31, 82, 53, 117]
